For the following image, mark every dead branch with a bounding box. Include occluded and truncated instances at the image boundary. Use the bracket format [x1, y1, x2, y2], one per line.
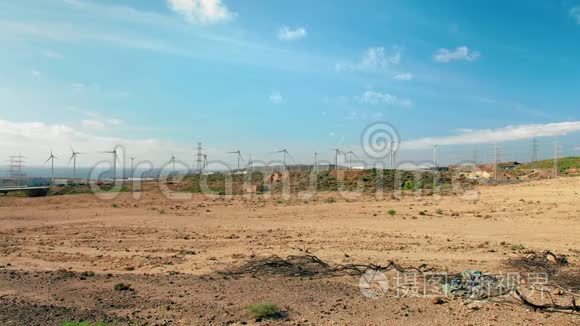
[514, 288, 580, 313]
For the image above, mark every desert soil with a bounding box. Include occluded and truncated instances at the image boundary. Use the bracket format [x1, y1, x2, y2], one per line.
[0, 177, 579, 325]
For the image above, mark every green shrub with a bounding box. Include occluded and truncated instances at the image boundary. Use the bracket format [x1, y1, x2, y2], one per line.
[387, 209, 396, 216]
[61, 321, 107, 326]
[246, 302, 282, 320]
[510, 243, 525, 251]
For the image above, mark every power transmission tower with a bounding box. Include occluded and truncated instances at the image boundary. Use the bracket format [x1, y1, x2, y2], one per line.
[330, 148, 341, 171]
[8, 155, 26, 187]
[196, 142, 203, 174]
[531, 137, 538, 168]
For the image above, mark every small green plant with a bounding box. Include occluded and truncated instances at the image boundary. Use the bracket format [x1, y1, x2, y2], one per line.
[159, 208, 166, 214]
[79, 271, 95, 279]
[111, 203, 118, 208]
[325, 197, 336, 203]
[510, 243, 525, 251]
[387, 209, 396, 216]
[113, 283, 132, 291]
[61, 321, 107, 326]
[436, 208, 444, 215]
[246, 302, 282, 320]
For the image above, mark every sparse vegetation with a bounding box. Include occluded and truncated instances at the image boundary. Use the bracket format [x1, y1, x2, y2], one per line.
[325, 197, 336, 203]
[61, 321, 107, 326]
[111, 203, 118, 208]
[113, 283, 132, 291]
[511, 243, 526, 251]
[387, 209, 396, 216]
[159, 208, 166, 214]
[246, 302, 282, 320]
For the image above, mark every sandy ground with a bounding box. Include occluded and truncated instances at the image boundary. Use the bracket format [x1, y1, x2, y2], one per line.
[0, 177, 578, 325]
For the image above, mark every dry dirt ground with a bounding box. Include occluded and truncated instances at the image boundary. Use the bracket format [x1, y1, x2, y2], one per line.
[0, 177, 579, 325]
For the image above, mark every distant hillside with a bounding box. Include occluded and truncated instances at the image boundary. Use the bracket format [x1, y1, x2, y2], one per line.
[517, 156, 580, 172]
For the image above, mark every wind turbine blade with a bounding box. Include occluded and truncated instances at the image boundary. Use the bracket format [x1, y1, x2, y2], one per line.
[68, 154, 74, 164]
[43, 157, 51, 165]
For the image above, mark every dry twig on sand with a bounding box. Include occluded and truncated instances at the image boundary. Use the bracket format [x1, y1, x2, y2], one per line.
[222, 254, 434, 278]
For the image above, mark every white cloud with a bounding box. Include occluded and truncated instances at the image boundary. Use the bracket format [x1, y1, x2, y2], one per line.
[433, 46, 480, 63]
[336, 46, 401, 72]
[394, 72, 413, 81]
[571, 6, 580, 24]
[403, 121, 580, 150]
[0, 119, 183, 166]
[81, 119, 106, 130]
[167, 0, 234, 25]
[269, 91, 283, 104]
[277, 26, 307, 41]
[358, 91, 413, 107]
[30, 69, 41, 77]
[44, 50, 64, 59]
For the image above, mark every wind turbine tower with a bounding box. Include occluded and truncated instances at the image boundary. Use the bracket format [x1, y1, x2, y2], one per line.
[102, 147, 119, 181]
[68, 148, 82, 178]
[129, 157, 136, 179]
[273, 149, 289, 172]
[44, 150, 57, 184]
[227, 150, 243, 171]
[313, 152, 318, 173]
[169, 154, 176, 174]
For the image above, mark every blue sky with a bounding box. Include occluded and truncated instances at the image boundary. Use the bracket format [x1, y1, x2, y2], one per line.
[1, 0, 580, 169]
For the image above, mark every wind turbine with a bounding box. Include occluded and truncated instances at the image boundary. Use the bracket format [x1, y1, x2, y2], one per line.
[169, 154, 176, 174]
[433, 145, 439, 169]
[330, 148, 343, 171]
[129, 157, 136, 179]
[345, 151, 358, 170]
[202, 154, 208, 172]
[227, 150, 243, 171]
[313, 152, 318, 173]
[68, 147, 82, 178]
[272, 149, 290, 172]
[101, 146, 119, 181]
[44, 150, 57, 184]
